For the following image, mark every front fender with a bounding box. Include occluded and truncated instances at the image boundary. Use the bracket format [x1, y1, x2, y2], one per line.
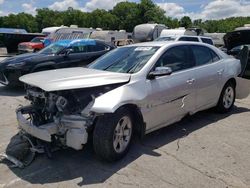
[31, 61, 56, 72]
[91, 80, 147, 113]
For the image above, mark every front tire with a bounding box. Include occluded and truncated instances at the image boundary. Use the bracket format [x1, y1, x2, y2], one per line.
[93, 107, 133, 161]
[216, 81, 235, 113]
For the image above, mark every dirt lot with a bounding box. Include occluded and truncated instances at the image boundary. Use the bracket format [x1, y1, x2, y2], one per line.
[0, 67, 250, 187]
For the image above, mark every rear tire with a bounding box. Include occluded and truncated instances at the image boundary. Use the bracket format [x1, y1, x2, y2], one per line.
[216, 81, 235, 113]
[93, 107, 133, 161]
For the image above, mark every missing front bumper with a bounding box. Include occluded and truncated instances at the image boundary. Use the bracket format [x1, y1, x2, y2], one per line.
[16, 108, 89, 150]
[16, 110, 58, 142]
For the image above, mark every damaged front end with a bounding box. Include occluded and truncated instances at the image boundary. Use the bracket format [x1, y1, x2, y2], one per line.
[17, 86, 97, 151]
[18, 84, 124, 149]
[4, 83, 122, 167]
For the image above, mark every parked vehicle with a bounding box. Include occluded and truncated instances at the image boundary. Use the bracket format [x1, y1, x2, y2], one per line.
[204, 33, 225, 47]
[0, 39, 115, 86]
[0, 28, 45, 53]
[132, 23, 168, 42]
[114, 39, 134, 47]
[159, 28, 197, 37]
[41, 26, 68, 36]
[224, 25, 250, 78]
[44, 27, 94, 47]
[155, 35, 214, 45]
[18, 37, 45, 53]
[13, 41, 248, 163]
[90, 30, 131, 45]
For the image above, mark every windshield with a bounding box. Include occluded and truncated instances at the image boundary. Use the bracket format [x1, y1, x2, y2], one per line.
[39, 42, 67, 54]
[31, 37, 44, 43]
[88, 46, 159, 73]
[154, 37, 176, 41]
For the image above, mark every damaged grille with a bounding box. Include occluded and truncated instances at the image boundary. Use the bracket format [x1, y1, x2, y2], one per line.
[24, 83, 124, 126]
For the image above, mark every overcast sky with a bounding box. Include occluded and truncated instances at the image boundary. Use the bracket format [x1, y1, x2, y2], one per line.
[0, 0, 250, 20]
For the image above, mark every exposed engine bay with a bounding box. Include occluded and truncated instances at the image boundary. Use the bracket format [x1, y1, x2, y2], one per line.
[5, 83, 123, 167]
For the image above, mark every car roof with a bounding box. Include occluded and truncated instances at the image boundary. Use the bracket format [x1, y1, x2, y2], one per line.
[126, 41, 217, 51]
[128, 41, 174, 47]
[54, 39, 98, 46]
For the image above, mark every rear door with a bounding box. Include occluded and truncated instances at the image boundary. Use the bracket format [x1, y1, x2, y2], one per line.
[58, 41, 111, 67]
[191, 45, 225, 110]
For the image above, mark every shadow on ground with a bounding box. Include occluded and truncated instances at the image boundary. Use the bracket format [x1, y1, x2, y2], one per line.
[3, 106, 250, 186]
[0, 85, 25, 96]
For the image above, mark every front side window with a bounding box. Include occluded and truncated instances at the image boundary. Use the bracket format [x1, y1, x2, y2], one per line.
[191, 45, 214, 66]
[154, 45, 194, 72]
[39, 43, 66, 54]
[88, 46, 159, 73]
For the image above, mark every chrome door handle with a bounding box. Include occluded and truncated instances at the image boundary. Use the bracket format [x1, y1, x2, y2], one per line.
[217, 69, 224, 75]
[186, 78, 195, 84]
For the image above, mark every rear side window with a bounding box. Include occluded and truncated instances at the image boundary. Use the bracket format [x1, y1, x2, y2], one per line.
[210, 49, 220, 62]
[155, 45, 194, 72]
[70, 42, 88, 53]
[191, 45, 214, 66]
[201, 38, 213, 45]
[88, 43, 107, 52]
[179, 37, 199, 42]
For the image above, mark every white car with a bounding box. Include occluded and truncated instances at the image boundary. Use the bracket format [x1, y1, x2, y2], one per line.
[12, 41, 247, 162]
[155, 35, 214, 45]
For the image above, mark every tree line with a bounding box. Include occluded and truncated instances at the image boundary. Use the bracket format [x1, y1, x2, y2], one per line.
[0, 0, 250, 33]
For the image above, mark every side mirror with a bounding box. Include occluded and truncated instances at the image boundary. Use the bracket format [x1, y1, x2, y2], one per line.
[64, 48, 73, 56]
[148, 67, 172, 79]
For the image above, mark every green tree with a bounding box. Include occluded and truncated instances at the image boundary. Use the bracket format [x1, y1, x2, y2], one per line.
[1, 13, 38, 32]
[112, 2, 140, 32]
[138, 0, 166, 24]
[61, 8, 88, 28]
[36, 8, 64, 31]
[179, 16, 192, 28]
[87, 9, 119, 30]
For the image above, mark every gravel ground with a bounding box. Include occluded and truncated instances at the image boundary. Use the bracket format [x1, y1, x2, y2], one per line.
[0, 66, 250, 187]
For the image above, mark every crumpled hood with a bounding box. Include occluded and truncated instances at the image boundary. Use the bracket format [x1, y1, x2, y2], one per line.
[19, 67, 131, 91]
[224, 29, 250, 50]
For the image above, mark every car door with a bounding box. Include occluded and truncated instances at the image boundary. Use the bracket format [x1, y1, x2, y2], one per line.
[86, 42, 112, 64]
[56, 41, 91, 68]
[144, 45, 196, 132]
[190, 45, 225, 111]
[57, 41, 110, 68]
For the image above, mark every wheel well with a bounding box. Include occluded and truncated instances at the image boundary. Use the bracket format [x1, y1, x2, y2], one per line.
[226, 78, 236, 88]
[120, 104, 145, 139]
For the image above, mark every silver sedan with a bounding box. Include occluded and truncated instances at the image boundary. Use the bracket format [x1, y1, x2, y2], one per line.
[16, 41, 247, 162]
